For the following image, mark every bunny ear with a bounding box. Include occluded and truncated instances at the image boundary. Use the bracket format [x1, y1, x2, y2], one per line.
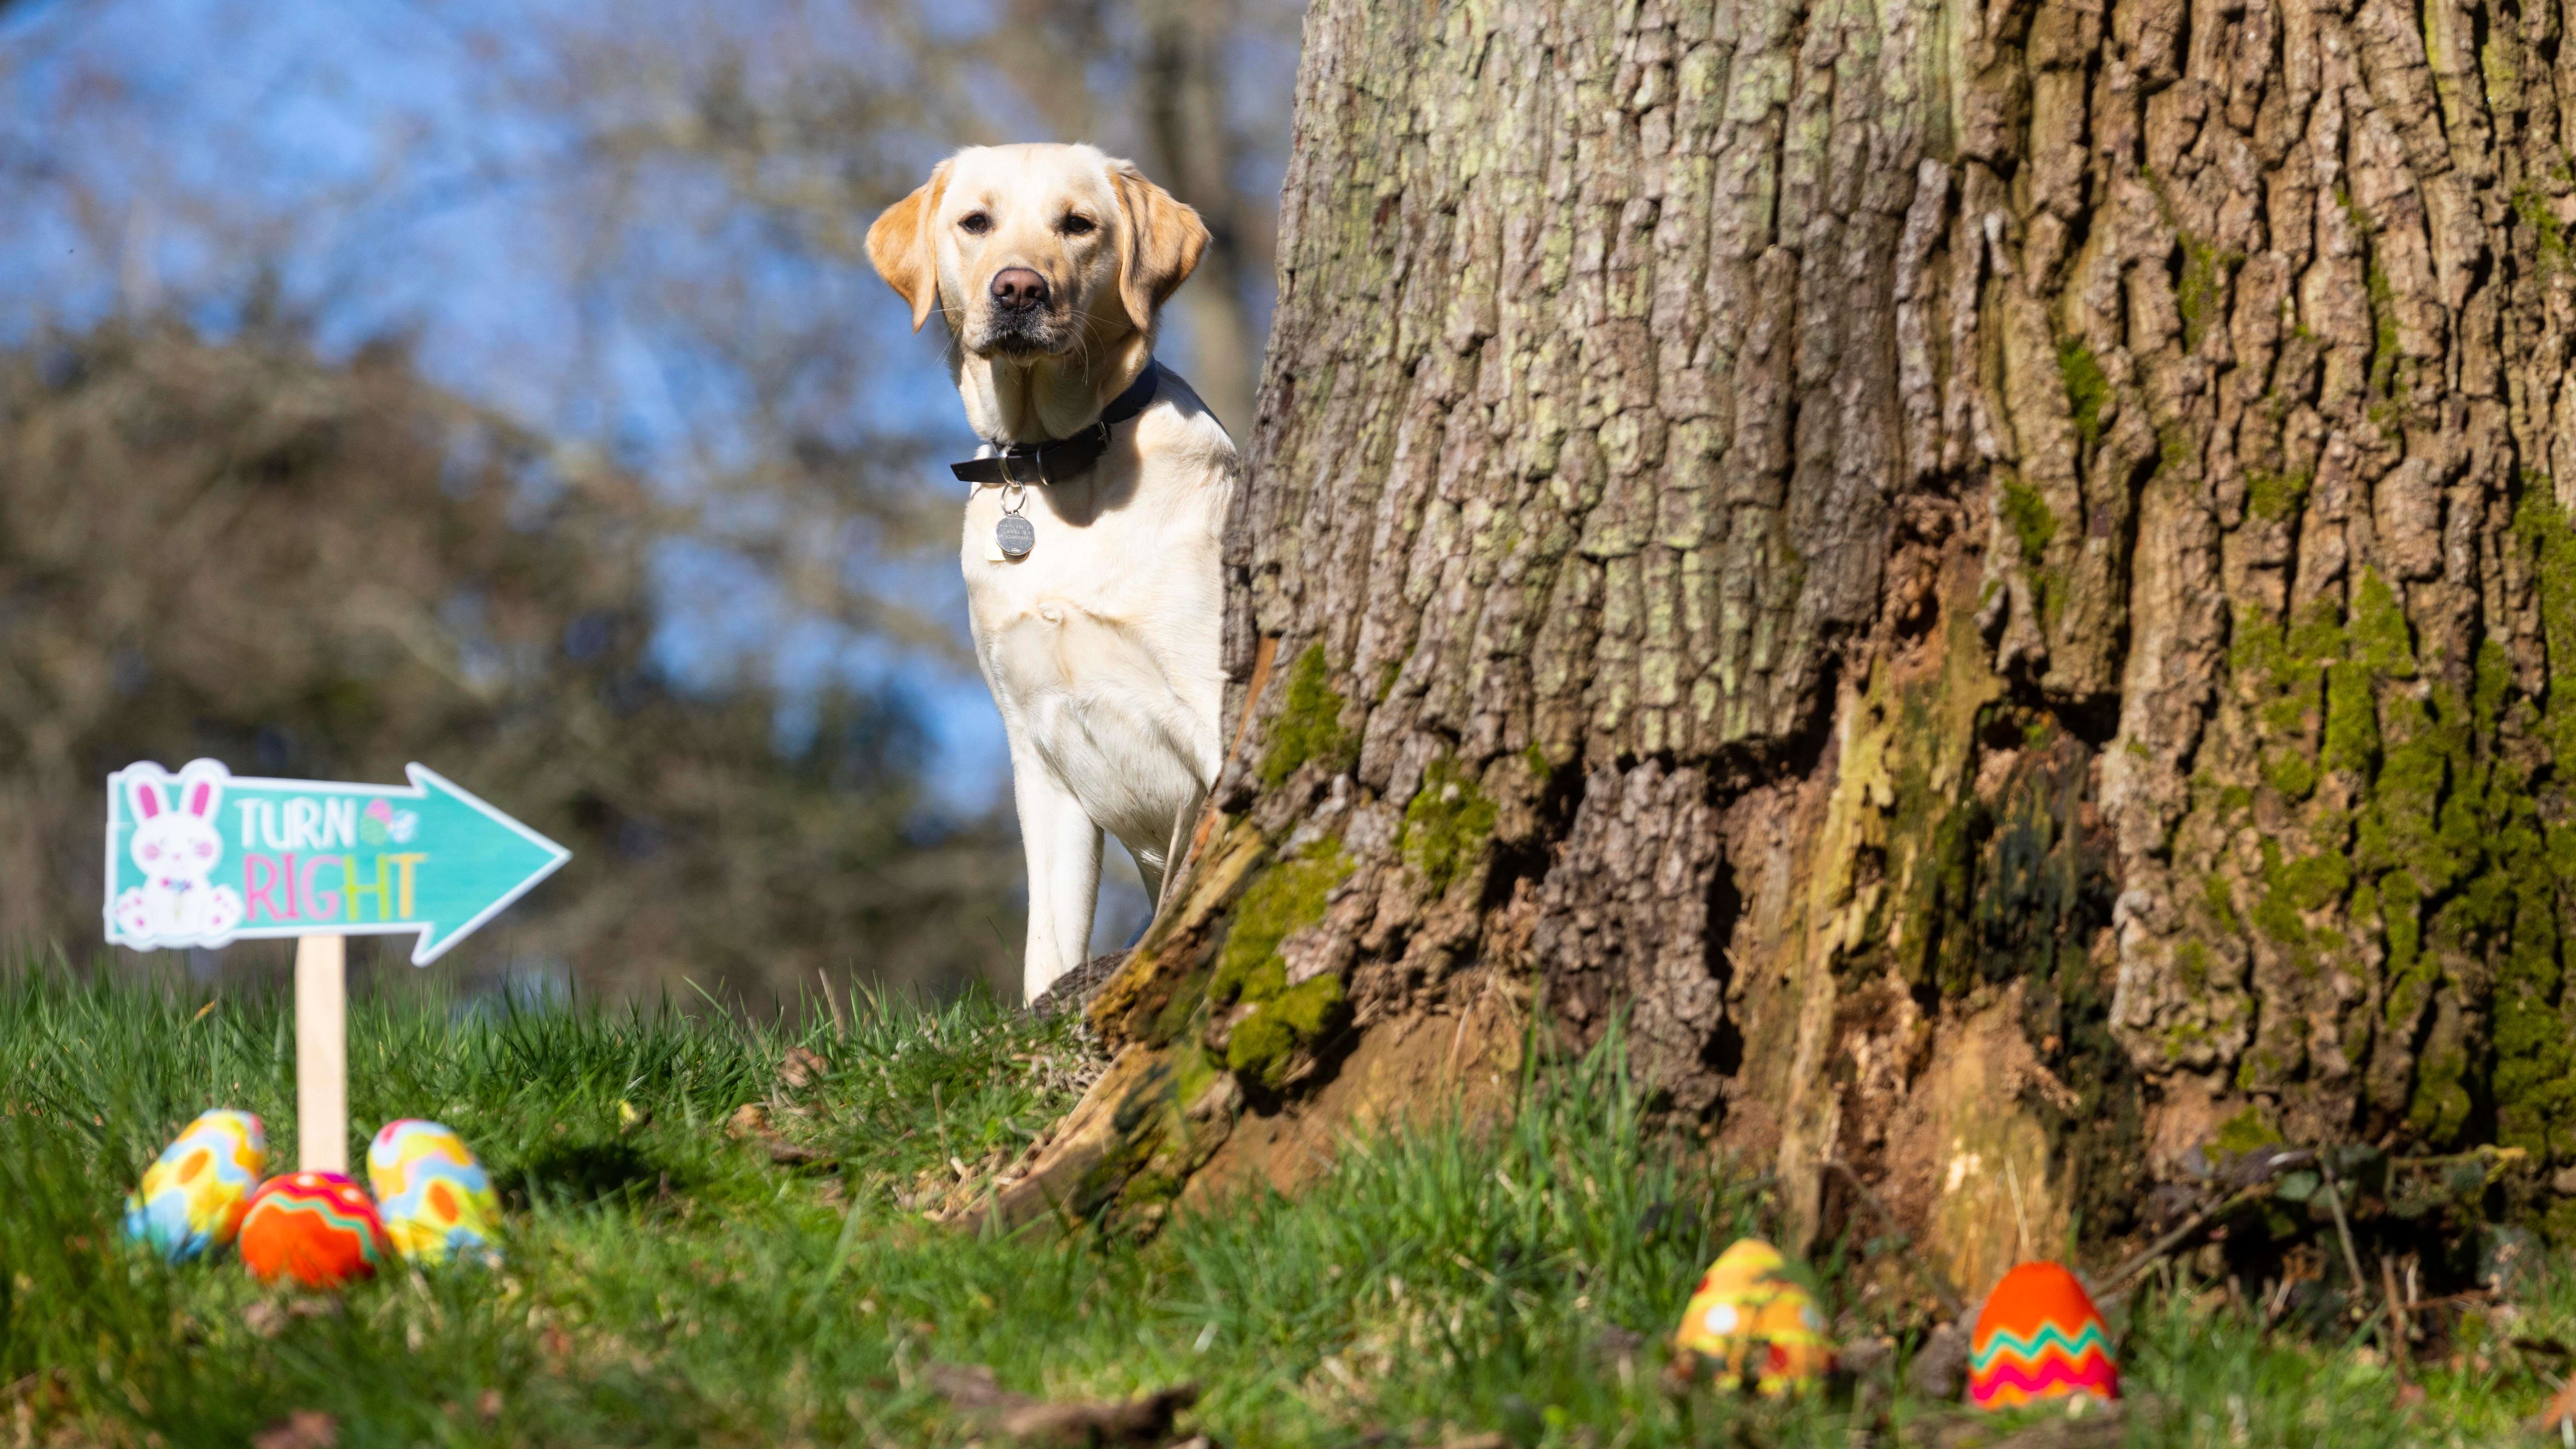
[128, 777, 163, 820]
[171, 760, 229, 818]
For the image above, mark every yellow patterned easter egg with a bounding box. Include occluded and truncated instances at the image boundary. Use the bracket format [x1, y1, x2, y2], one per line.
[367, 1119, 501, 1266]
[1672, 1238, 1835, 1396]
[123, 1109, 265, 1262]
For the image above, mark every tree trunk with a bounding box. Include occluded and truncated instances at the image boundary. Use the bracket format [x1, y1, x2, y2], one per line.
[985, 0, 2576, 1285]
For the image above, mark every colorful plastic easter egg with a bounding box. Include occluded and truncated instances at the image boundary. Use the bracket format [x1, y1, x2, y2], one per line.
[123, 1108, 266, 1262]
[1672, 1238, 1835, 1395]
[367, 1119, 500, 1266]
[237, 1172, 392, 1289]
[1968, 1261, 2118, 1409]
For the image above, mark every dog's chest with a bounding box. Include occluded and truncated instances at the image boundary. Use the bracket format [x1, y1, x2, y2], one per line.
[960, 461, 1225, 727]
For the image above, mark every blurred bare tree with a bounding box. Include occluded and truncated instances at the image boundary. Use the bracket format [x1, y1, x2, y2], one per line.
[547, 0, 1296, 437]
[0, 0, 1303, 1003]
[0, 320, 1020, 1004]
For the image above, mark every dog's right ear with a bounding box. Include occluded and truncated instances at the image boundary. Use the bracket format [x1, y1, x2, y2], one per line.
[866, 161, 952, 333]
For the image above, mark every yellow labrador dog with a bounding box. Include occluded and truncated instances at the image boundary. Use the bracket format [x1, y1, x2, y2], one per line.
[867, 144, 1236, 1002]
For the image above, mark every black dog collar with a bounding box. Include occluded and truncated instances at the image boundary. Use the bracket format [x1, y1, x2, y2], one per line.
[950, 365, 1161, 487]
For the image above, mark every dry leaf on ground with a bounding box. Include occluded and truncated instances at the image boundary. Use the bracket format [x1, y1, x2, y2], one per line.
[250, 1410, 337, 1449]
[779, 1046, 828, 1092]
[922, 1361, 1200, 1447]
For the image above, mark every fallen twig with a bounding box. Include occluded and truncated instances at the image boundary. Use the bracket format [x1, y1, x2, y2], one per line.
[2406, 1287, 2492, 1313]
[2097, 1140, 2319, 1301]
[2099, 1183, 2272, 1297]
[2380, 1254, 2412, 1384]
[2262, 1273, 2296, 1328]
[2318, 1157, 2371, 1326]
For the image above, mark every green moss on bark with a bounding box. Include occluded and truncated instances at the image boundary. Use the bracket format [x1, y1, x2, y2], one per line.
[1212, 845, 1351, 1007]
[2057, 337, 2109, 450]
[1401, 756, 1497, 896]
[2351, 570, 2417, 677]
[1208, 844, 1355, 1088]
[2245, 470, 2311, 523]
[2264, 752, 2321, 800]
[2001, 478, 2058, 565]
[1260, 645, 1356, 787]
[2514, 186, 2571, 272]
[2215, 543, 2576, 1161]
[2214, 1105, 2283, 1157]
[2367, 255, 2401, 398]
[2322, 660, 2381, 776]
[2177, 939, 2213, 993]
[2178, 235, 2245, 350]
[1223, 976, 1348, 1087]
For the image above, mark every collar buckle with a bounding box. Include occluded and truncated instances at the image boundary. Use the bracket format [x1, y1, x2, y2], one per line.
[998, 447, 1052, 487]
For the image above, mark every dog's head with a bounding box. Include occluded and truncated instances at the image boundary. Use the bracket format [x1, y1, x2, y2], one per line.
[866, 144, 1208, 362]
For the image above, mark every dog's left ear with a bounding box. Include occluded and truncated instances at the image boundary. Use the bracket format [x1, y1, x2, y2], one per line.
[1111, 162, 1210, 335]
[867, 160, 953, 333]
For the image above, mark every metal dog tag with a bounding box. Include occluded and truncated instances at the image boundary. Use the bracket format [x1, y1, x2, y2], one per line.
[995, 515, 1036, 559]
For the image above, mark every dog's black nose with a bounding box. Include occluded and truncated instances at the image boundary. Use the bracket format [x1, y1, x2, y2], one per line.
[989, 268, 1049, 311]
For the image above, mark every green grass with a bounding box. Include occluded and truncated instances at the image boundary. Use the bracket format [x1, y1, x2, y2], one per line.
[0, 965, 2570, 1446]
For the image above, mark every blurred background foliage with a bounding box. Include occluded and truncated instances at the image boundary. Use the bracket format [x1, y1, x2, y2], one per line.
[0, 0, 1303, 1007]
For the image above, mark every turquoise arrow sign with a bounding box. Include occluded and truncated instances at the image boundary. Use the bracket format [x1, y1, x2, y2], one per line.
[104, 758, 570, 964]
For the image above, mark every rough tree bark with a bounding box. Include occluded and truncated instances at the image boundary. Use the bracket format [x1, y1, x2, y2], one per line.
[983, 0, 2576, 1289]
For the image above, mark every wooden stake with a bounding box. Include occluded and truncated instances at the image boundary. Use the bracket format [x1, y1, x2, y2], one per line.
[294, 934, 347, 1175]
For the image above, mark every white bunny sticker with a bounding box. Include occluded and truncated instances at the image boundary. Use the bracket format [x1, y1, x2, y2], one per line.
[107, 759, 247, 949]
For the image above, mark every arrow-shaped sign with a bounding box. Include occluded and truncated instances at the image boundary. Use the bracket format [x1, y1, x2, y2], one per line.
[104, 759, 569, 965]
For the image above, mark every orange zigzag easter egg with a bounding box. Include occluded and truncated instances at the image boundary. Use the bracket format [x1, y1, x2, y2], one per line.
[237, 1172, 392, 1289]
[1968, 1261, 2118, 1409]
[1672, 1238, 1835, 1396]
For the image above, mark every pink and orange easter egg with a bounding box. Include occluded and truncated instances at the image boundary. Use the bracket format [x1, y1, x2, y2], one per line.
[1968, 1261, 2118, 1409]
[1672, 1238, 1835, 1395]
[123, 1108, 265, 1262]
[367, 1119, 500, 1266]
[237, 1171, 392, 1289]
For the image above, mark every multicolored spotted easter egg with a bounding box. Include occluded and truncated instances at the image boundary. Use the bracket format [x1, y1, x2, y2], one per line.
[237, 1172, 391, 1288]
[123, 1109, 266, 1262]
[1968, 1261, 2118, 1409]
[1672, 1238, 1835, 1395]
[367, 1119, 500, 1266]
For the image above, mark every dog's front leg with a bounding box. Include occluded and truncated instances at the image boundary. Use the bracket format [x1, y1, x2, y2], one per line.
[1011, 746, 1104, 1002]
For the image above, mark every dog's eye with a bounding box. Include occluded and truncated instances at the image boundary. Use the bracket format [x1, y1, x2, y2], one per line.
[1058, 214, 1096, 237]
[958, 212, 991, 235]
